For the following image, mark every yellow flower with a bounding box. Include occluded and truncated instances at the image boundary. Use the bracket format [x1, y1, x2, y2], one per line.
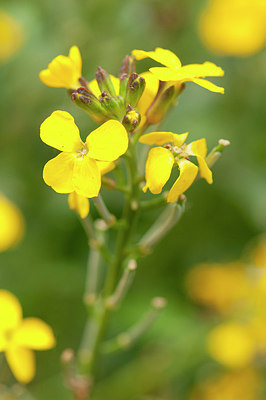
[0, 10, 25, 64]
[132, 47, 224, 94]
[0, 290, 55, 383]
[139, 131, 212, 202]
[39, 46, 82, 89]
[198, 0, 266, 57]
[207, 322, 256, 368]
[0, 194, 25, 253]
[41, 111, 128, 198]
[68, 160, 115, 219]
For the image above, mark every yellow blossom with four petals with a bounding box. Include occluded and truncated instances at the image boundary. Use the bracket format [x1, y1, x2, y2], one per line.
[41, 111, 128, 198]
[139, 131, 212, 202]
[39, 46, 82, 89]
[0, 290, 55, 383]
[132, 47, 224, 94]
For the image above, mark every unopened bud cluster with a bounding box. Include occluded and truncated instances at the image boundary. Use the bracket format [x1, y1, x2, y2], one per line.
[71, 55, 146, 130]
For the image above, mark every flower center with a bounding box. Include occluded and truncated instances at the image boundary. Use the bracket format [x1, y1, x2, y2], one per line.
[164, 143, 189, 160]
[76, 143, 89, 159]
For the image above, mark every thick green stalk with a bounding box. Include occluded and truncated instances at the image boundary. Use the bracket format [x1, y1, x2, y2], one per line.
[83, 138, 141, 385]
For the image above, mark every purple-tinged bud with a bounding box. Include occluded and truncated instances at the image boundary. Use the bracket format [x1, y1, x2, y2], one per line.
[96, 66, 117, 97]
[122, 105, 141, 132]
[119, 55, 136, 79]
[71, 87, 108, 123]
[146, 82, 176, 125]
[99, 91, 123, 120]
[126, 73, 146, 108]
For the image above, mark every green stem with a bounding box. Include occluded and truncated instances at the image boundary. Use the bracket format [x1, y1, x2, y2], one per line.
[139, 192, 168, 211]
[84, 139, 141, 381]
[93, 194, 115, 226]
[206, 139, 230, 168]
[106, 259, 137, 309]
[138, 195, 186, 253]
[101, 297, 166, 354]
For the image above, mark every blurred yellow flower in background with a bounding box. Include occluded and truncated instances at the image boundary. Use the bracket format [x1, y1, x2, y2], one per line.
[198, 0, 266, 57]
[0, 290, 55, 383]
[0, 194, 25, 253]
[187, 237, 266, 372]
[39, 46, 82, 89]
[132, 47, 224, 93]
[190, 369, 261, 400]
[0, 9, 25, 64]
[139, 131, 212, 202]
[207, 322, 256, 368]
[186, 262, 249, 313]
[251, 237, 266, 268]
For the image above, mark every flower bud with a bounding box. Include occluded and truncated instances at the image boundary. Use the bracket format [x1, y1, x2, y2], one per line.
[119, 73, 128, 100]
[146, 82, 176, 125]
[122, 105, 141, 132]
[119, 55, 136, 79]
[126, 73, 146, 108]
[71, 87, 108, 123]
[96, 66, 117, 97]
[99, 91, 123, 120]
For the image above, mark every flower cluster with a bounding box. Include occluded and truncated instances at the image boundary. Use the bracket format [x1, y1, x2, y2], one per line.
[39, 46, 225, 216]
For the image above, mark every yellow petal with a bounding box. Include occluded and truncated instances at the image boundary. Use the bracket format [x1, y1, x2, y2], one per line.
[97, 161, 116, 175]
[86, 120, 128, 162]
[138, 72, 159, 118]
[39, 69, 63, 88]
[191, 78, 224, 94]
[139, 131, 188, 146]
[132, 48, 181, 69]
[88, 75, 120, 97]
[177, 62, 224, 79]
[143, 147, 174, 194]
[186, 139, 213, 184]
[0, 194, 25, 253]
[43, 152, 75, 194]
[197, 156, 213, 184]
[187, 138, 207, 158]
[6, 347, 35, 383]
[149, 67, 178, 81]
[40, 111, 81, 152]
[68, 192, 90, 219]
[207, 322, 255, 368]
[47, 55, 76, 89]
[13, 318, 55, 350]
[167, 159, 198, 202]
[73, 156, 101, 198]
[0, 290, 22, 332]
[0, 332, 7, 351]
[68, 45, 82, 77]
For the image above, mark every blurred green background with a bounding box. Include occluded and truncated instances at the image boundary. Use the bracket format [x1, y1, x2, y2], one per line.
[0, 0, 265, 399]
